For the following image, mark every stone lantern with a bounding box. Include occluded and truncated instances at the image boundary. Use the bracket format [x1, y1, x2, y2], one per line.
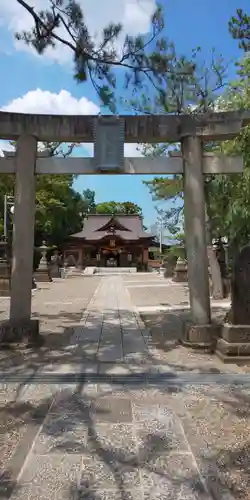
[34, 241, 51, 282]
[172, 256, 188, 282]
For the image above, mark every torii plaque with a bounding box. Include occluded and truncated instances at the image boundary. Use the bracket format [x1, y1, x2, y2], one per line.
[93, 116, 125, 172]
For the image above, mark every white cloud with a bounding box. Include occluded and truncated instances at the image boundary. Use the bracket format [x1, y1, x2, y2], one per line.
[1, 0, 156, 64]
[2, 89, 99, 115]
[0, 88, 144, 156]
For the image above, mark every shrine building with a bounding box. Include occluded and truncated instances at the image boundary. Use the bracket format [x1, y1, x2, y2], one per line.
[63, 214, 154, 270]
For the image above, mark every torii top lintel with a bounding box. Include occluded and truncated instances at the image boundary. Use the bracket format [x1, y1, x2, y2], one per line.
[0, 109, 249, 143]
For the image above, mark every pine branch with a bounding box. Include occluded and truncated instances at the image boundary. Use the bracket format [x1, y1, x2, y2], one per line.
[15, 0, 173, 107]
[229, 9, 250, 52]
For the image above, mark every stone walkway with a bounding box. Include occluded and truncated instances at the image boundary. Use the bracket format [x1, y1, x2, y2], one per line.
[1, 276, 250, 499]
[69, 276, 149, 364]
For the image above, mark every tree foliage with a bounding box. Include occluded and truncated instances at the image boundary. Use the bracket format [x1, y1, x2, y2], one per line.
[206, 56, 250, 249]
[0, 142, 96, 247]
[128, 44, 227, 115]
[15, 0, 171, 109]
[95, 201, 142, 216]
[141, 35, 250, 250]
[145, 176, 184, 235]
[82, 189, 96, 215]
[229, 8, 250, 52]
[34, 174, 86, 246]
[0, 172, 87, 247]
[134, 44, 228, 236]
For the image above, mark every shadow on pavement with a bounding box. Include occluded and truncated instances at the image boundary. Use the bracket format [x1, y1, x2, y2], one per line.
[0, 304, 248, 500]
[1, 380, 250, 499]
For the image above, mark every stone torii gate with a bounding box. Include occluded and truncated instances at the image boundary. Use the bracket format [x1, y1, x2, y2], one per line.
[0, 110, 249, 344]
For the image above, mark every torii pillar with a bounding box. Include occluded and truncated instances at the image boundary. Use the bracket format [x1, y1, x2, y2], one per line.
[2, 135, 40, 344]
[182, 136, 214, 346]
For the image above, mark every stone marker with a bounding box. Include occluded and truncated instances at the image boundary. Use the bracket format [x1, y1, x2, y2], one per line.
[231, 245, 250, 324]
[216, 244, 250, 363]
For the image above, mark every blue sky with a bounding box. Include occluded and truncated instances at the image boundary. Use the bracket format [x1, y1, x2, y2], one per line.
[0, 0, 248, 231]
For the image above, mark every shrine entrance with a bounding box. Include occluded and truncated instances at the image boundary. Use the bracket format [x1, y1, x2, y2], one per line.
[0, 110, 249, 344]
[104, 250, 120, 267]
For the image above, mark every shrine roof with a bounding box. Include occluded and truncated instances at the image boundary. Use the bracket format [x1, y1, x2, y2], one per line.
[70, 214, 153, 241]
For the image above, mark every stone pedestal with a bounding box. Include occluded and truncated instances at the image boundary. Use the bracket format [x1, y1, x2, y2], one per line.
[172, 257, 188, 282]
[216, 324, 250, 363]
[159, 267, 165, 277]
[34, 268, 51, 282]
[0, 319, 42, 347]
[49, 263, 60, 278]
[215, 245, 250, 363]
[182, 323, 221, 350]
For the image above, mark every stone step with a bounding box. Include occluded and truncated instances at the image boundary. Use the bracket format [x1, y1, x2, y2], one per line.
[95, 267, 137, 274]
[216, 349, 250, 364]
[83, 266, 97, 275]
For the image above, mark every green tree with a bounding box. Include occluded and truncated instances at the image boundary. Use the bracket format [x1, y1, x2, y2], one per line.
[0, 173, 86, 247]
[132, 43, 228, 237]
[82, 189, 96, 215]
[206, 56, 250, 251]
[34, 174, 86, 246]
[95, 201, 142, 216]
[142, 51, 249, 252]
[130, 42, 231, 297]
[0, 142, 93, 247]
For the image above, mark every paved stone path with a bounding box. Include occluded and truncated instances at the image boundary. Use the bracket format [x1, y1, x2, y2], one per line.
[1, 276, 250, 499]
[70, 276, 149, 364]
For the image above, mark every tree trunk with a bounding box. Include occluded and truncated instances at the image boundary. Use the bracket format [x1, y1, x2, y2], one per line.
[205, 208, 224, 300]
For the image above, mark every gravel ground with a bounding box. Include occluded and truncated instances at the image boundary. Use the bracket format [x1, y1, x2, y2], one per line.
[124, 275, 236, 374]
[123, 275, 189, 306]
[0, 275, 101, 489]
[140, 308, 240, 374]
[82, 382, 250, 500]
[124, 276, 250, 498]
[0, 275, 101, 374]
[172, 383, 250, 500]
[0, 274, 100, 334]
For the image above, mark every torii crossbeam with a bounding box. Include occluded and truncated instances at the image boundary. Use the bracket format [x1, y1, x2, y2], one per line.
[0, 151, 243, 175]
